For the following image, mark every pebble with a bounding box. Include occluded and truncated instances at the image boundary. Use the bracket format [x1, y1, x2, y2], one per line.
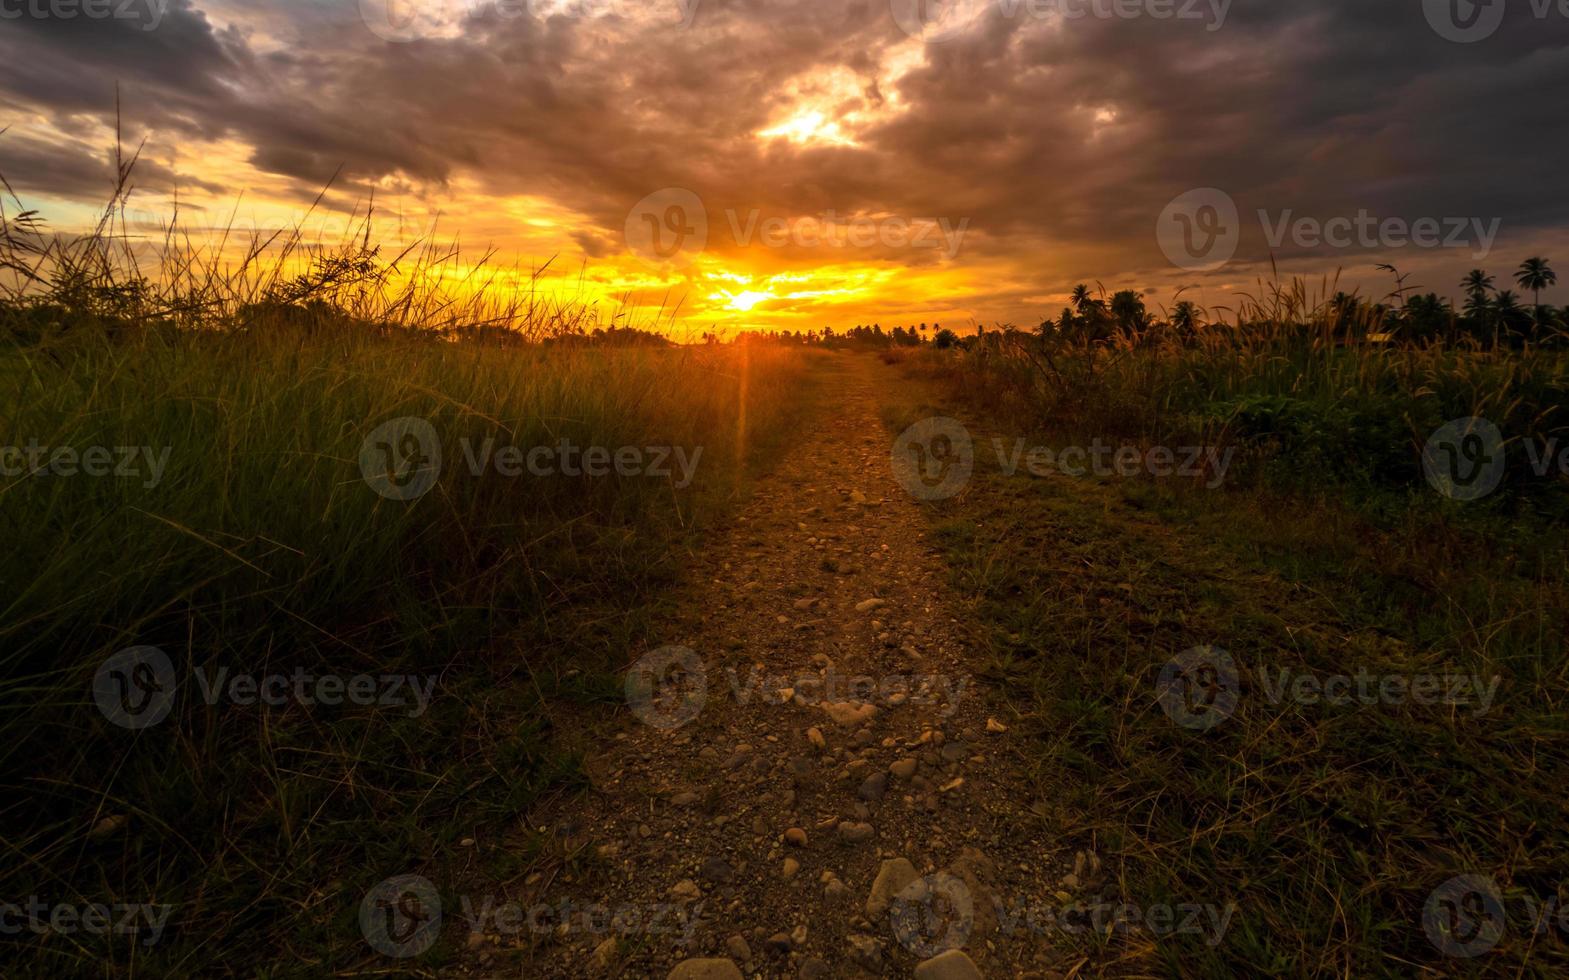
[914, 949, 984, 980]
[784, 828, 808, 847]
[866, 857, 920, 919]
[799, 957, 830, 979]
[837, 821, 875, 843]
[859, 771, 884, 802]
[782, 857, 801, 879]
[668, 959, 745, 980]
[668, 879, 702, 902]
[725, 934, 752, 962]
[889, 758, 918, 779]
[848, 934, 884, 971]
[854, 598, 887, 612]
[765, 931, 794, 955]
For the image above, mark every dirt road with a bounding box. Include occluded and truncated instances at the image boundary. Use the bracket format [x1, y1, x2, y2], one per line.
[458, 354, 1083, 979]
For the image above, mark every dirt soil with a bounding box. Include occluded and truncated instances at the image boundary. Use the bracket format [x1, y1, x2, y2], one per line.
[456, 355, 1092, 979]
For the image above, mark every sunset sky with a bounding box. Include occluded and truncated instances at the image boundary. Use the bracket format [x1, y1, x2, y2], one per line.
[3, 0, 1567, 335]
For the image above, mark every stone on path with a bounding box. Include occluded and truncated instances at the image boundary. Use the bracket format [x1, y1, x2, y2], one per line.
[823, 701, 878, 726]
[865, 857, 920, 919]
[913, 949, 984, 980]
[668, 959, 744, 980]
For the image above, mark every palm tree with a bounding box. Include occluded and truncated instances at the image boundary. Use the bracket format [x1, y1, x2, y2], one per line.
[1516, 257, 1556, 322]
[1494, 289, 1525, 324]
[1170, 300, 1199, 338]
[1069, 284, 1090, 310]
[1461, 269, 1494, 298]
[1110, 290, 1148, 332]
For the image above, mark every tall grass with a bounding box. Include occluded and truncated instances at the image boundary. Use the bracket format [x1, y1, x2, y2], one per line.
[923, 281, 1569, 512]
[901, 286, 1569, 976]
[0, 165, 811, 975]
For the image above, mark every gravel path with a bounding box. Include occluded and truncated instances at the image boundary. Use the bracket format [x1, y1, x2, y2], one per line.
[461, 355, 1088, 979]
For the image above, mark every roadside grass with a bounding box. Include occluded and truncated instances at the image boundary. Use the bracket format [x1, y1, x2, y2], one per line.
[884, 345, 1569, 977]
[0, 170, 819, 975]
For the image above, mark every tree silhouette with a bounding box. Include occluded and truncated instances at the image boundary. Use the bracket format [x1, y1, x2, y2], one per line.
[1461, 269, 1494, 298]
[1516, 257, 1556, 325]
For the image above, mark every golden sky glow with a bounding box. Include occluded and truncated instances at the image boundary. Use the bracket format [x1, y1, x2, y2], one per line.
[4, 0, 1565, 335]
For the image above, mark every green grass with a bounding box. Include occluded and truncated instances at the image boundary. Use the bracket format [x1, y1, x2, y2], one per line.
[0, 323, 815, 976]
[892, 331, 1569, 977]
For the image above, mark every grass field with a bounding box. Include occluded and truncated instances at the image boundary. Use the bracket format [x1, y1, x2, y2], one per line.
[890, 323, 1569, 977]
[0, 181, 822, 973]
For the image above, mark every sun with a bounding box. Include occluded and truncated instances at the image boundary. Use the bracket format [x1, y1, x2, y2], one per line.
[723, 290, 776, 312]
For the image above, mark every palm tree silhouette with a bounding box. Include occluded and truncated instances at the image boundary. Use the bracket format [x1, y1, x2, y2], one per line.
[1516, 257, 1556, 324]
[1461, 269, 1494, 297]
[1073, 283, 1099, 312]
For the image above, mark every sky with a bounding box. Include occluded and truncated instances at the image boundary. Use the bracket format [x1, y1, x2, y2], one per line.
[2, 0, 1567, 335]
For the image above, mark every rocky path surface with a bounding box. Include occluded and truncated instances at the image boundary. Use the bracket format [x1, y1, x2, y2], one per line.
[462, 355, 1090, 979]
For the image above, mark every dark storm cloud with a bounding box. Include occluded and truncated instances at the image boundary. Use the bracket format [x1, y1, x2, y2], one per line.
[2, 0, 1566, 299]
[0, 126, 222, 199]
